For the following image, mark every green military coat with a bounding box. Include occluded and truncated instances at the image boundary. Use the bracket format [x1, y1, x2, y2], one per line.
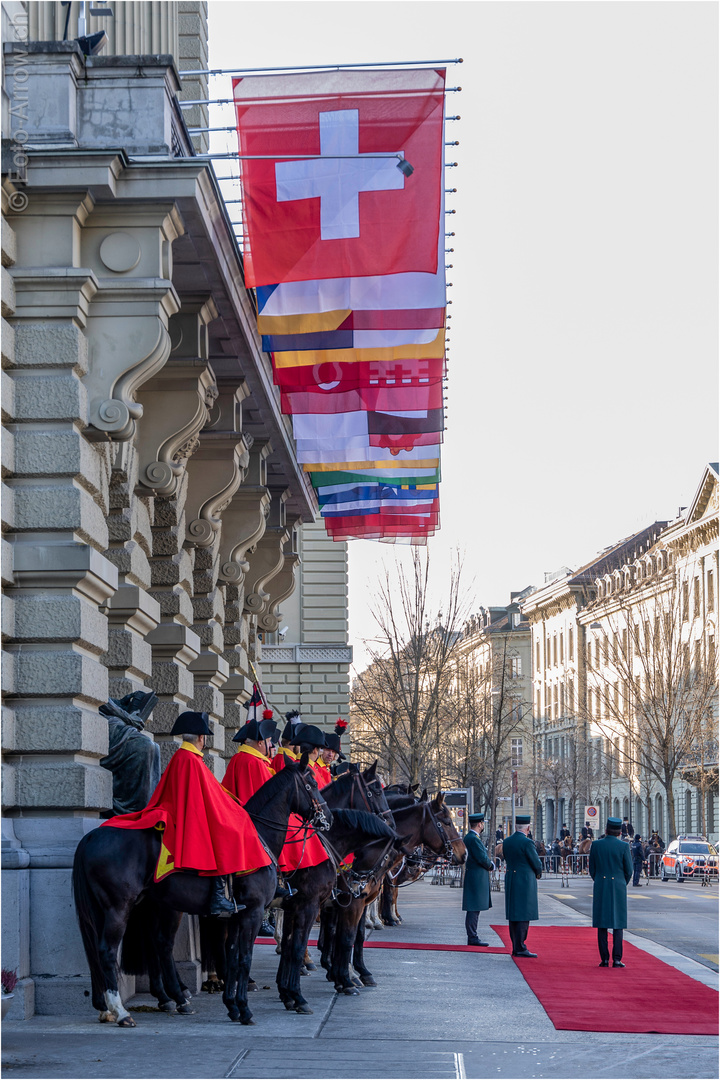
[461, 830, 494, 911]
[588, 835, 633, 929]
[503, 830, 543, 921]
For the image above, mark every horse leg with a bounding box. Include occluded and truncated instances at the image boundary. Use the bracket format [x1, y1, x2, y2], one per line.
[353, 911, 376, 987]
[97, 909, 137, 1027]
[379, 878, 396, 926]
[332, 899, 363, 994]
[285, 901, 319, 1013]
[155, 910, 194, 1014]
[319, 903, 337, 979]
[274, 907, 284, 955]
[392, 884, 402, 924]
[275, 904, 296, 1009]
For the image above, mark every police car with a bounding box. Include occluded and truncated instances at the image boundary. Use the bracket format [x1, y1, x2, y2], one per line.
[659, 835, 719, 881]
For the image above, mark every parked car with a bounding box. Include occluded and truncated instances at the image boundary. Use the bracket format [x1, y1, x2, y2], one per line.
[660, 835, 718, 881]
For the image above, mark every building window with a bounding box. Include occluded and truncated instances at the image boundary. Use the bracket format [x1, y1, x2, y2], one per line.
[535, 689, 541, 717]
[568, 680, 574, 712]
[694, 576, 701, 618]
[569, 627, 574, 660]
[515, 794, 524, 807]
[511, 656, 522, 677]
[511, 738, 523, 767]
[708, 569, 715, 610]
[559, 683, 565, 715]
[536, 640, 540, 670]
[587, 643, 592, 668]
[553, 636, 558, 666]
[708, 792, 715, 834]
[682, 581, 690, 622]
[595, 638, 601, 667]
[560, 633, 564, 664]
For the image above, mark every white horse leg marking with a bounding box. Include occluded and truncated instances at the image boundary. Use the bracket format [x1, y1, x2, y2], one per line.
[104, 989, 131, 1023]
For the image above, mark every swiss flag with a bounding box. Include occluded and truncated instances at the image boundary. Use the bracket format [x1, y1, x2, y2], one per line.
[233, 69, 445, 287]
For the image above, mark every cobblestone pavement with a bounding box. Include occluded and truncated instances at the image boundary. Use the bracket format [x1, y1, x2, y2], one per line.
[2, 878, 717, 1079]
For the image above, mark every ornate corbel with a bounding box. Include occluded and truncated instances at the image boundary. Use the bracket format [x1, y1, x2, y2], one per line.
[80, 202, 184, 442]
[243, 489, 289, 616]
[217, 441, 272, 587]
[184, 380, 252, 549]
[133, 297, 220, 497]
[258, 549, 300, 633]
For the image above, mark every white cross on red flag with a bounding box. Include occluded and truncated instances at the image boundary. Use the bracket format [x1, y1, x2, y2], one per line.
[232, 68, 445, 287]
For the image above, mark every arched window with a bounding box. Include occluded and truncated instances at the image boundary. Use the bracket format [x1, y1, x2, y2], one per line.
[622, 796, 630, 820]
[707, 793, 715, 836]
[635, 796, 643, 834]
[613, 797, 620, 818]
[604, 797, 610, 831]
[685, 789, 693, 833]
[655, 794, 664, 838]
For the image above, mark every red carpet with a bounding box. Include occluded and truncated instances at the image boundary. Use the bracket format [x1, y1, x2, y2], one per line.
[255, 937, 507, 953]
[491, 925, 719, 1035]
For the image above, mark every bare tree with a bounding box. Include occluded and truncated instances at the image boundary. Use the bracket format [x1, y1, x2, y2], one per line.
[585, 568, 717, 840]
[351, 550, 473, 787]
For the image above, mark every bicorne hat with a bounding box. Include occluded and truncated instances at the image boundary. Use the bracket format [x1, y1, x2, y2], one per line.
[294, 724, 327, 749]
[282, 709, 303, 742]
[323, 732, 346, 759]
[170, 710, 211, 737]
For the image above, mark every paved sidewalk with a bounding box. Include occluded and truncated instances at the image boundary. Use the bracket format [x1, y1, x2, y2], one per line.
[2, 878, 717, 1079]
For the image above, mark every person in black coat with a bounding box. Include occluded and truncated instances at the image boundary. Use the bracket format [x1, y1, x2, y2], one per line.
[631, 834, 644, 886]
[621, 817, 634, 839]
[581, 824, 594, 841]
[551, 839, 562, 873]
[559, 824, 570, 841]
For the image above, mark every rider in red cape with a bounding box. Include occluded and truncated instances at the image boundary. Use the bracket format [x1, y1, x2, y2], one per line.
[271, 710, 304, 774]
[101, 710, 271, 914]
[222, 713, 277, 802]
[278, 724, 330, 872]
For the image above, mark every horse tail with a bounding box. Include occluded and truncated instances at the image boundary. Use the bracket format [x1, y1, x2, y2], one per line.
[72, 834, 108, 990]
[119, 897, 154, 977]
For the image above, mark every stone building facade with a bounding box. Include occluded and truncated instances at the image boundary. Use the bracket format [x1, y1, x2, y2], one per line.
[1, 5, 350, 1019]
[521, 466, 718, 845]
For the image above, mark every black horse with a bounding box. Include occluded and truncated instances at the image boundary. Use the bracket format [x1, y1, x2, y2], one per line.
[73, 757, 330, 1026]
[320, 793, 466, 994]
[273, 762, 395, 1015]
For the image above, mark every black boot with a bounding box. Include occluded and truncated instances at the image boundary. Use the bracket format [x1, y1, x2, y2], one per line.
[209, 876, 239, 918]
[274, 880, 294, 900]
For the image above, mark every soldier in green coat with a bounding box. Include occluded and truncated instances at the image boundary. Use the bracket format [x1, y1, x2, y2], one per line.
[462, 812, 494, 946]
[588, 816, 633, 966]
[503, 813, 543, 957]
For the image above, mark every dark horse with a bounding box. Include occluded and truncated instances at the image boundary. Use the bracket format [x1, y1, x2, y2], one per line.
[273, 762, 395, 1015]
[320, 792, 467, 995]
[72, 758, 330, 1026]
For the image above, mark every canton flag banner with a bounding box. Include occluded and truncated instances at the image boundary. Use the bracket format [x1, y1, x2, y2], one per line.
[261, 325, 439, 353]
[311, 466, 441, 488]
[233, 68, 445, 286]
[281, 381, 443, 415]
[272, 328, 446, 372]
[297, 442, 442, 466]
[272, 356, 445, 392]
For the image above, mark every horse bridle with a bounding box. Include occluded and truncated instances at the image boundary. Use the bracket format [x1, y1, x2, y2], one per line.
[349, 772, 395, 825]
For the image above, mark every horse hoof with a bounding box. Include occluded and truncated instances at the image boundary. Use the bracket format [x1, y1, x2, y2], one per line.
[360, 976, 377, 987]
[341, 986, 359, 996]
[248, 980, 259, 992]
[305, 961, 316, 971]
[183, 989, 193, 1001]
[294, 1004, 313, 1014]
[300, 966, 309, 977]
[351, 977, 363, 989]
[283, 1000, 296, 1011]
[159, 1001, 176, 1013]
[118, 1017, 137, 1028]
[176, 1004, 195, 1015]
[98, 1012, 115, 1024]
[240, 1017, 255, 1026]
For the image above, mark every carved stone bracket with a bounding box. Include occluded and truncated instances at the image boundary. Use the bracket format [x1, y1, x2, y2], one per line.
[243, 490, 290, 617]
[258, 550, 300, 633]
[184, 380, 252, 549]
[80, 203, 184, 442]
[217, 441, 272, 587]
[134, 358, 217, 497]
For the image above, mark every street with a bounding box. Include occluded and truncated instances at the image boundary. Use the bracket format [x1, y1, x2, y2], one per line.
[2, 877, 717, 1080]
[536, 873, 719, 972]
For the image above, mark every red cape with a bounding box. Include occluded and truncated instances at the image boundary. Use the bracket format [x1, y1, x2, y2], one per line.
[223, 745, 275, 804]
[224, 746, 328, 871]
[313, 762, 333, 790]
[102, 744, 271, 879]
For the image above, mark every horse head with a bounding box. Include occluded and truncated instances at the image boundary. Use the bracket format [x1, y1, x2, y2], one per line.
[292, 756, 332, 832]
[429, 791, 467, 865]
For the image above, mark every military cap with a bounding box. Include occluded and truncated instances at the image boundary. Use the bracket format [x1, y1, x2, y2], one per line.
[294, 723, 327, 749]
[323, 732, 346, 759]
[468, 813, 485, 823]
[606, 816, 623, 833]
[171, 710, 211, 736]
[515, 813, 532, 825]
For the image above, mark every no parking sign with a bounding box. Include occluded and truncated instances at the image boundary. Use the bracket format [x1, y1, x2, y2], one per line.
[584, 805, 599, 826]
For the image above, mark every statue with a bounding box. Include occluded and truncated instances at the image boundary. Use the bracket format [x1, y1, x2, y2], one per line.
[99, 691, 161, 815]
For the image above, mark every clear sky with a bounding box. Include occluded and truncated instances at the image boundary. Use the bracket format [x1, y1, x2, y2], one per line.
[207, 1, 718, 671]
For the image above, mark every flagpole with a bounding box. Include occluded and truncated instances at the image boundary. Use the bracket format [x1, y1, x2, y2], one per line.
[178, 59, 463, 77]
